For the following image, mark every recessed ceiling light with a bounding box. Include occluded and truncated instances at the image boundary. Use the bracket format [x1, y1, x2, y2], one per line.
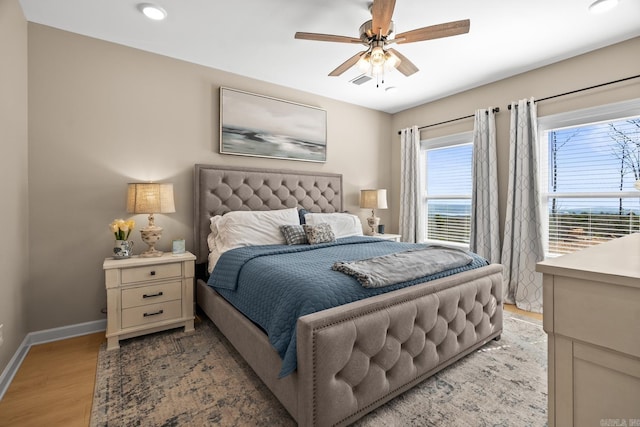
[588, 0, 619, 14]
[385, 86, 397, 93]
[138, 3, 167, 21]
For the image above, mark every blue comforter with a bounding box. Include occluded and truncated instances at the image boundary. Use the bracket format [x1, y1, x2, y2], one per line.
[207, 236, 488, 377]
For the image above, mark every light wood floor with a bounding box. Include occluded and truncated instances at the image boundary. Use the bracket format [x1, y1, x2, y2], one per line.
[506, 303, 543, 322]
[0, 333, 104, 427]
[0, 305, 541, 426]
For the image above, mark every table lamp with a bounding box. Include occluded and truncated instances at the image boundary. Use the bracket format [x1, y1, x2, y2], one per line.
[360, 189, 388, 235]
[127, 182, 176, 257]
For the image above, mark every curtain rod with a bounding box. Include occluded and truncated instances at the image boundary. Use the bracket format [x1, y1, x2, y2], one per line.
[396, 107, 500, 135]
[507, 74, 640, 110]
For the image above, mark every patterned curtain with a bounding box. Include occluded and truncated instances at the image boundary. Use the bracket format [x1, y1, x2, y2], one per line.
[501, 98, 545, 313]
[399, 126, 424, 243]
[470, 108, 501, 263]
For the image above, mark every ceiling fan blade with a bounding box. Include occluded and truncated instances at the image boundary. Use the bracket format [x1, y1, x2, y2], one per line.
[371, 0, 396, 37]
[295, 32, 362, 44]
[329, 51, 367, 76]
[396, 19, 470, 44]
[387, 48, 418, 76]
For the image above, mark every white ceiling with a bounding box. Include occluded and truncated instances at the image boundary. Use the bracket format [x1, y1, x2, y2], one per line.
[18, 0, 640, 114]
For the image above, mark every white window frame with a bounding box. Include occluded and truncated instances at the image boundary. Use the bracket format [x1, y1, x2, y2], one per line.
[537, 98, 640, 257]
[420, 131, 473, 248]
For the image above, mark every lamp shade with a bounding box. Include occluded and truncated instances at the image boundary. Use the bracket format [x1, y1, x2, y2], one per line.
[360, 189, 388, 210]
[127, 183, 176, 214]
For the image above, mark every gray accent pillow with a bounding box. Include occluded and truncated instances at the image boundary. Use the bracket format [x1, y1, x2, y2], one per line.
[280, 224, 308, 245]
[303, 223, 336, 245]
[298, 208, 309, 224]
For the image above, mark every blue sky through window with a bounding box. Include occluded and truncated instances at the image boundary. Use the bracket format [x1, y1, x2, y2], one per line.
[424, 142, 473, 243]
[549, 117, 640, 193]
[547, 117, 640, 214]
[426, 143, 472, 197]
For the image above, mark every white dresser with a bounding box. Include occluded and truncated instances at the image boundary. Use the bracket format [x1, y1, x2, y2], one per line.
[103, 251, 196, 350]
[537, 234, 640, 427]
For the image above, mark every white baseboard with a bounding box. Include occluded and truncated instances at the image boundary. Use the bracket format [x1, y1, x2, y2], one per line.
[0, 319, 106, 400]
[0, 334, 30, 402]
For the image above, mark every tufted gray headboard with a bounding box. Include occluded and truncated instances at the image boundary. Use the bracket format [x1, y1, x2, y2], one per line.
[193, 164, 343, 264]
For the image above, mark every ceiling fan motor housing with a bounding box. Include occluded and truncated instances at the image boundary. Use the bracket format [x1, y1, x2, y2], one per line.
[360, 20, 395, 42]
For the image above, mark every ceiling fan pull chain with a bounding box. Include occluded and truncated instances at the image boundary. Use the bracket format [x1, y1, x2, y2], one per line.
[377, 67, 385, 88]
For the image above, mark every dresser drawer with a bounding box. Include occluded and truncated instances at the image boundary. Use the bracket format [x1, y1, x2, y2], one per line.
[121, 281, 182, 309]
[554, 276, 640, 358]
[121, 262, 182, 284]
[121, 300, 182, 329]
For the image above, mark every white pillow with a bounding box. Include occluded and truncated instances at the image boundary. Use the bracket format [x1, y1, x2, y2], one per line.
[304, 213, 363, 238]
[210, 207, 299, 254]
[207, 246, 222, 273]
[206, 231, 222, 273]
[209, 215, 224, 254]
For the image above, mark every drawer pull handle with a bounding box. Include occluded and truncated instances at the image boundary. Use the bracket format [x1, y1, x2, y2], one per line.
[143, 309, 164, 317]
[142, 291, 164, 299]
[150, 271, 156, 276]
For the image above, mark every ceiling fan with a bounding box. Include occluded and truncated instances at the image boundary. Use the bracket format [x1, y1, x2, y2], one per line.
[294, 0, 470, 83]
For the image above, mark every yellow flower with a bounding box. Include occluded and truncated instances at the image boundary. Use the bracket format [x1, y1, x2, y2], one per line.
[109, 218, 135, 240]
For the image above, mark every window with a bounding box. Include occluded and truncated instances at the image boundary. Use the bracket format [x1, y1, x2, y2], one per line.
[538, 99, 640, 256]
[421, 132, 473, 246]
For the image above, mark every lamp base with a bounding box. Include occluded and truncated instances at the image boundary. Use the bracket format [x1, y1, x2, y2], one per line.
[140, 226, 164, 257]
[366, 216, 380, 236]
[140, 248, 164, 257]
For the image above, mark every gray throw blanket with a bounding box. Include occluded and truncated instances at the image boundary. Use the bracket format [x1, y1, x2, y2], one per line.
[332, 245, 474, 288]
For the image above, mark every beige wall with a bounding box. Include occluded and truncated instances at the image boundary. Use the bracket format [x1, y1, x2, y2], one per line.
[26, 24, 392, 331]
[390, 37, 640, 240]
[0, 0, 29, 372]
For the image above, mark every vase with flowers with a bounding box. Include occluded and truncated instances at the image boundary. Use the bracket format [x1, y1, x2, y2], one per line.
[110, 218, 135, 259]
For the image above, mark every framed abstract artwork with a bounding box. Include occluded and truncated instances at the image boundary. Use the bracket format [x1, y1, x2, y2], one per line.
[220, 87, 327, 163]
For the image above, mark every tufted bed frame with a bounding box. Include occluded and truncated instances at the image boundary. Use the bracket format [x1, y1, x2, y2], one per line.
[193, 164, 503, 426]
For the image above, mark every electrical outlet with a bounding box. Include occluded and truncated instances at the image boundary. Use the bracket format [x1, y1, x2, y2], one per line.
[0, 324, 4, 347]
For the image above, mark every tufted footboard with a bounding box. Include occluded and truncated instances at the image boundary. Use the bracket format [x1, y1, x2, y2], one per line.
[295, 264, 503, 427]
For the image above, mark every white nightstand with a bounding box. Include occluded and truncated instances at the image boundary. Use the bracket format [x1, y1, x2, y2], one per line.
[374, 233, 402, 242]
[103, 251, 196, 350]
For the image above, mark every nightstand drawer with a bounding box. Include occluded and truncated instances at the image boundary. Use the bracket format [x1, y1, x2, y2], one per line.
[121, 300, 182, 329]
[121, 262, 182, 284]
[121, 281, 182, 309]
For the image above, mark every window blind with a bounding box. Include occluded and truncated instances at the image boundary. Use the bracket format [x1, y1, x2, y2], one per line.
[424, 142, 473, 245]
[542, 117, 640, 255]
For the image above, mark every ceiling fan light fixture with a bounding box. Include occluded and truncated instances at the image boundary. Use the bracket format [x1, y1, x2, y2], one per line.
[384, 50, 401, 70]
[357, 47, 399, 79]
[138, 3, 167, 21]
[357, 53, 372, 73]
[370, 46, 386, 67]
[588, 0, 619, 13]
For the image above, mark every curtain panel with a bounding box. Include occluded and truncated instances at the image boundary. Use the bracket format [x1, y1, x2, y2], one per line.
[500, 98, 545, 313]
[399, 126, 424, 243]
[470, 108, 501, 264]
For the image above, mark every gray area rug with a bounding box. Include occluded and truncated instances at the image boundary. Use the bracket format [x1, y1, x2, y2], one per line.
[91, 311, 547, 426]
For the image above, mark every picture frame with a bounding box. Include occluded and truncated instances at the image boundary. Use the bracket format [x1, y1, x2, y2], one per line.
[172, 239, 186, 255]
[219, 87, 327, 163]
